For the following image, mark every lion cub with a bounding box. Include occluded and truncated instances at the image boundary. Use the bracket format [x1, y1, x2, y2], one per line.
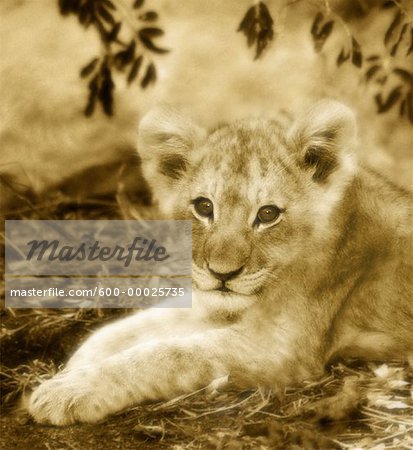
[28, 100, 413, 425]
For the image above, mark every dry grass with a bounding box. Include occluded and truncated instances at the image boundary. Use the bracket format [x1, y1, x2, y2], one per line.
[1, 189, 412, 449]
[123, 362, 413, 449]
[2, 323, 412, 449]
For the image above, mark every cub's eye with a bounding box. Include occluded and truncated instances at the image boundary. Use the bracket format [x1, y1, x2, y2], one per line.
[192, 197, 214, 219]
[256, 205, 282, 225]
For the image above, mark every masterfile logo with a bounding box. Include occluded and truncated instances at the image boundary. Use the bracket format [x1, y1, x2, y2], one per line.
[5, 220, 192, 309]
[25, 236, 170, 267]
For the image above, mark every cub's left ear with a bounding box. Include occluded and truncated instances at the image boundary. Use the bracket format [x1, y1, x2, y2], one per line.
[288, 100, 357, 182]
[137, 106, 206, 213]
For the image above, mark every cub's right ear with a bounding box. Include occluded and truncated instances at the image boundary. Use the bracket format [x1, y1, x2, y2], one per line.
[138, 106, 206, 181]
[288, 100, 357, 184]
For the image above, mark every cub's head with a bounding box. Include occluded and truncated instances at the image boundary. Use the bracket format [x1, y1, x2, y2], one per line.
[138, 101, 357, 315]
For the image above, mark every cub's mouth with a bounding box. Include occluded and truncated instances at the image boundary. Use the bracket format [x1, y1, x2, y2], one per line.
[199, 283, 237, 295]
[216, 284, 232, 293]
[192, 263, 266, 296]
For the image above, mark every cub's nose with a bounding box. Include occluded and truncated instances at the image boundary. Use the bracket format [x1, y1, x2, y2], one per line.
[208, 266, 244, 282]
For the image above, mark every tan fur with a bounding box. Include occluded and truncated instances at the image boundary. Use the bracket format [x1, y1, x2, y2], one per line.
[28, 100, 413, 425]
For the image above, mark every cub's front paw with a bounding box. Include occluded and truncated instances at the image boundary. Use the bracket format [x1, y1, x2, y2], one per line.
[28, 370, 115, 425]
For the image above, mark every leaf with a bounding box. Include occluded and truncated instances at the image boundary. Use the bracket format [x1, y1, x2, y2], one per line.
[351, 37, 363, 68]
[139, 11, 158, 21]
[124, 40, 137, 60]
[406, 90, 413, 124]
[374, 95, 383, 110]
[84, 76, 98, 117]
[336, 47, 350, 66]
[238, 2, 274, 58]
[139, 30, 169, 53]
[133, 0, 145, 8]
[114, 41, 136, 69]
[238, 5, 256, 34]
[365, 64, 381, 82]
[258, 1, 274, 27]
[141, 63, 156, 88]
[78, 4, 92, 27]
[320, 21, 334, 39]
[375, 85, 403, 113]
[238, 2, 275, 59]
[58, 0, 73, 15]
[98, 6, 115, 25]
[84, 92, 96, 117]
[247, 23, 257, 48]
[255, 27, 274, 59]
[255, 3, 275, 59]
[384, 10, 402, 46]
[101, 0, 115, 10]
[376, 75, 388, 85]
[407, 28, 413, 56]
[127, 56, 143, 84]
[133, 423, 164, 439]
[206, 375, 229, 396]
[367, 393, 410, 410]
[400, 98, 406, 117]
[80, 57, 98, 78]
[388, 379, 409, 388]
[94, 18, 109, 42]
[351, 37, 362, 66]
[139, 27, 164, 37]
[311, 12, 324, 37]
[390, 23, 408, 56]
[311, 13, 334, 53]
[383, 400, 410, 409]
[256, 2, 274, 58]
[317, 20, 334, 52]
[107, 22, 121, 42]
[373, 364, 391, 378]
[98, 63, 114, 116]
[393, 68, 413, 85]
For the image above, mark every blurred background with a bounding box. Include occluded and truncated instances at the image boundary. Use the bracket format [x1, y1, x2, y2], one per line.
[1, 0, 412, 219]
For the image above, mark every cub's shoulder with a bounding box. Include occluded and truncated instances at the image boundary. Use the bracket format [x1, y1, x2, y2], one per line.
[357, 166, 412, 235]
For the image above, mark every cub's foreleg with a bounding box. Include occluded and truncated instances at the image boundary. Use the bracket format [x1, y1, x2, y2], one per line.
[65, 308, 197, 369]
[28, 328, 262, 425]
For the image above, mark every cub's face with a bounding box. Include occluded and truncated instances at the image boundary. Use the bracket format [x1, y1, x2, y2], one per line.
[138, 101, 357, 313]
[189, 122, 320, 297]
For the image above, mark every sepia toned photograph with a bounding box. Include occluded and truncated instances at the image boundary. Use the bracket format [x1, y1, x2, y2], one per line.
[1, 0, 412, 448]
